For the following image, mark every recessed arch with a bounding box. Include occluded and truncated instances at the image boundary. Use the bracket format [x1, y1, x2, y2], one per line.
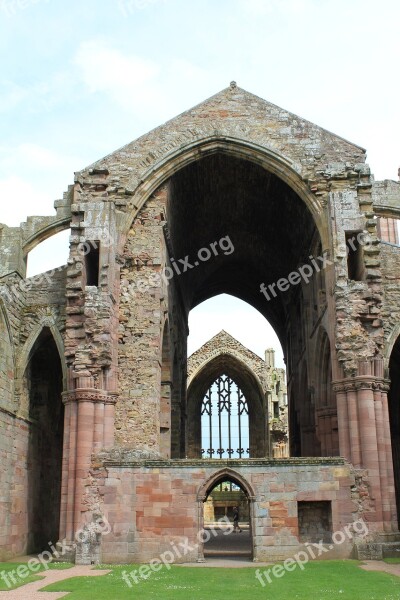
[17, 320, 67, 394]
[22, 326, 64, 553]
[122, 136, 327, 249]
[187, 352, 267, 459]
[0, 298, 16, 370]
[388, 334, 400, 523]
[0, 299, 15, 410]
[197, 468, 256, 501]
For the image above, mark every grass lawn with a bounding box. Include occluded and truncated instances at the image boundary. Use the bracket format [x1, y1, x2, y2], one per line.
[0, 561, 72, 591]
[40, 560, 400, 600]
[384, 558, 400, 564]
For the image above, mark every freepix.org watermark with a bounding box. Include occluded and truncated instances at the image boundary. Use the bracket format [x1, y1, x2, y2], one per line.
[0, 515, 111, 589]
[0, 0, 50, 17]
[117, 0, 166, 17]
[121, 516, 234, 586]
[259, 231, 372, 302]
[255, 518, 369, 587]
[127, 235, 235, 295]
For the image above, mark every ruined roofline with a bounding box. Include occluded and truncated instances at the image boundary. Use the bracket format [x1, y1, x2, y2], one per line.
[77, 84, 366, 175]
[188, 329, 275, 367]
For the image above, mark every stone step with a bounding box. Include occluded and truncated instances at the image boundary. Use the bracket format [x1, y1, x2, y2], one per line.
[354, 541, 400, 560]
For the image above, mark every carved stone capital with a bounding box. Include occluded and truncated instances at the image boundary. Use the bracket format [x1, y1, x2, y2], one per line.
[63, 389, 119, 404]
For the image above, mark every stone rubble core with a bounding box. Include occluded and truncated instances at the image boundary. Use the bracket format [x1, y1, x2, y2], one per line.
[1, 84, 400, 563]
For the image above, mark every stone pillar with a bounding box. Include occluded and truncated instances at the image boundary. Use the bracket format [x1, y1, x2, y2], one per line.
[59, 387, 117, 549]
[333, 362, 398, 533]
[334, 384, 350, 460]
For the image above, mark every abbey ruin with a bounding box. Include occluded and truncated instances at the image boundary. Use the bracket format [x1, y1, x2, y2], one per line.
[1, 83, 400, 563]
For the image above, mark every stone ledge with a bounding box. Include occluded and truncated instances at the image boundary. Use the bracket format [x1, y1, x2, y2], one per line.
[98, 455, 347, 469]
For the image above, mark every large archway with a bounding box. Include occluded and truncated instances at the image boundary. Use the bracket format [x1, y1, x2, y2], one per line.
[162, 151, 331, 459]
[24, 327, 64, 553]
[388, 335, 400, 523]
[117, 144, 337, 462]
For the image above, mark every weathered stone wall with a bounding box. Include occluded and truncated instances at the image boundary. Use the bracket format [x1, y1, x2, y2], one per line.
[0, 410, 30, 559]
[0, 265, 67, 558]
[381, 243, 400, 352]
[86, 456, 362, 563]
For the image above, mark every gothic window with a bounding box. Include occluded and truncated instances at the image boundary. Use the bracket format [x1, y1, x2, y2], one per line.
[201, 374, 249, 459]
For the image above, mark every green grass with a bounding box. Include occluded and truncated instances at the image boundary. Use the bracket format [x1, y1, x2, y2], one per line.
[384, 558, 400, 564]
[40, 560, 400, 600]
[0, 561, 72, 590]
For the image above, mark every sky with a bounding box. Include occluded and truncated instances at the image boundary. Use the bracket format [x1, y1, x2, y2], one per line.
[0, 0, 399, 363]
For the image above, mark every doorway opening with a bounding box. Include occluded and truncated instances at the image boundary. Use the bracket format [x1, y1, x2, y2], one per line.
[25, 328, 64, 553]
[199, 470, 254, 560]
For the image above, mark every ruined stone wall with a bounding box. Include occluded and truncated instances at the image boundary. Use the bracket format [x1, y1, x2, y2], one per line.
[188, 330, 268, 390]
[381, 243, 400, 354]
[116, 185, 187, 452]
[0, 410, 30, 559]
[0, 265, 67, 558]
[86, 455, 362, 563]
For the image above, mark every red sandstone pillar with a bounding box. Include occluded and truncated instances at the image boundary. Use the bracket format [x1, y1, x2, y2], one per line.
[59, 400, 71, 540]
[334, 384, 350, 460]
[66, 400, 78, 542]
[357, 381, 383, 528]
[60, 388, 117, 547]
[381, 390, 398, 531]
[104, 400, 116, 448]
[94, 402, 105, 452]
[73, 395, 95, 533]
[374, 385, 390, 530]
[347, 386, 362, 467]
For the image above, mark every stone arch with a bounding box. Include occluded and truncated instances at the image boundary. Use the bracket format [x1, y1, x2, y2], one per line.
[314, 327, 338, 456]
[22, 218, 71, 257]
[16, 319, 67, 405]
[384, 322, 400, 372]
[118, 127, 325, 459]
[197, 468, 256, 501]
[388, 334, 400, 523]
[187, 351, 267, 459]
[121, 136, 328, 250]
[0, 300, 16, 407]
[21, 326, 65, 553]
[196, 467, 256, 561]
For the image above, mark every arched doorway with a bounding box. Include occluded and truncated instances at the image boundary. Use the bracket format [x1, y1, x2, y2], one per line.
[197, 469, 255, 561]
[24, 327, 64, 553]
[388, 335, 400, 523]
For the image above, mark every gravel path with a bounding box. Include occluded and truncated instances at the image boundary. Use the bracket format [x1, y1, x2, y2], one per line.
[0, 565, 110, 599]
[359, 560, 400, 578]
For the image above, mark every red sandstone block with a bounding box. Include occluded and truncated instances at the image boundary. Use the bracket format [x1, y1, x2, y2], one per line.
[270, 483, 285, 493]
[150, 494, 173, 502]
[272, 518, 286, 527]
[270, 509, 288, 518]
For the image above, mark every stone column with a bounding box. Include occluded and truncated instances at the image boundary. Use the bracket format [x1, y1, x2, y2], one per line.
[334, 366, 398, 533]
[333, 383, 351, 461]
[59, 388, 117, 549]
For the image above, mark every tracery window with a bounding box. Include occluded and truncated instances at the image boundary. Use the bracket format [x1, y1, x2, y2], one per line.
[201, 374, 249, 459]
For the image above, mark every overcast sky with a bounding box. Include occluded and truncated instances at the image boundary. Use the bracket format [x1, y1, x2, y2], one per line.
[1, 0, 398, 364]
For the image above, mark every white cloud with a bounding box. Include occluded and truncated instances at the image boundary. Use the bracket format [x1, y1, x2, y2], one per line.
[0, 144, 79, 226]
[73, 40, 217, 119]
[0, 81, 27, 112]
[0, 176, 53, 226]
[0, 143, 68, 170]
[236, 0, 313, 15]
